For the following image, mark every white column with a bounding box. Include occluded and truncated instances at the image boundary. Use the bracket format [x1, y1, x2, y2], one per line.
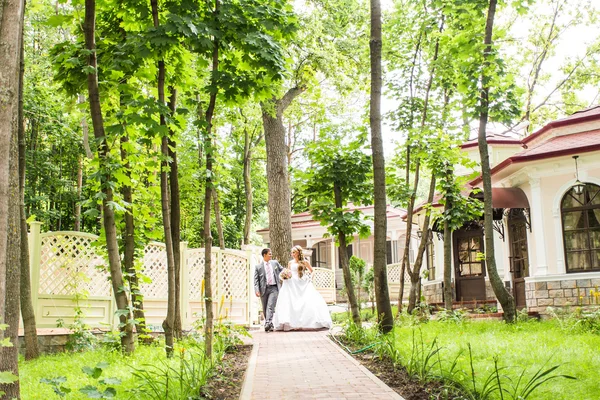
[529, 177, 547, 276]
[553, 208, 566, 274]
[330, 238, 336, 270]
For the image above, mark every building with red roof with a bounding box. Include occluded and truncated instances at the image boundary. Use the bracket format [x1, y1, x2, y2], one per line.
[418, 106, 600, 313]
[257, 204, 415, 291]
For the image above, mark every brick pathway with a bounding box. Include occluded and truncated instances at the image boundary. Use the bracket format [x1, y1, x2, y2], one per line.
[240, 329, 404, 400]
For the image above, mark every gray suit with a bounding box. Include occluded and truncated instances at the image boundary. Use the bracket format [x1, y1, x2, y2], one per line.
[254, 260, 283, 326]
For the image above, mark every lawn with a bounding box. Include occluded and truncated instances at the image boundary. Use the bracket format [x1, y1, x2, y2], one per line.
[19, 339, 214, 399]
[389, 319, 600, 399]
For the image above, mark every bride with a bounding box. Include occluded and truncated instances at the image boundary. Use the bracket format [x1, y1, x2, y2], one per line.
[273, 245, 332, 331]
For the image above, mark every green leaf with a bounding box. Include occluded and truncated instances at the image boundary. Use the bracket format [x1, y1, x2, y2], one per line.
[99, 377, 121, 385]
[0, 371, 18, 384]
[79, 385, 103, 398]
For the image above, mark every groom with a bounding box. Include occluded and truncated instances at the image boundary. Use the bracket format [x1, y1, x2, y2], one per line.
[254, 248, 283, 332]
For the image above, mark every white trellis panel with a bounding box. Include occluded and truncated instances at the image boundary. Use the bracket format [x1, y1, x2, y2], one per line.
[139, 242, 169, 328]
[386, 262, 413, 299]
[29, 225, 256, 330]
[312, 267, 336, 304]
[218, 250, 249, 322]
[36, 231, 113, 328]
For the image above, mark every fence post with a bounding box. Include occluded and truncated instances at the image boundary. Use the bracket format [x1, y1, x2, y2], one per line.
[180, 241, 189, 329]
[28, 221, 42, 316]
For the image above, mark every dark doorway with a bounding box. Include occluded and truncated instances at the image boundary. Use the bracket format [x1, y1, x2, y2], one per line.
[508, 209, 530, 310]
[453, 227, 486, 301]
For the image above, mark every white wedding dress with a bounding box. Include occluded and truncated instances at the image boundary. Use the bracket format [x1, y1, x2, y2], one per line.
[273, 261, 332, 331]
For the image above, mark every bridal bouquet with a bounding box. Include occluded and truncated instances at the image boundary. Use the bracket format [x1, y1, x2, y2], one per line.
[279, 268, 292, 281]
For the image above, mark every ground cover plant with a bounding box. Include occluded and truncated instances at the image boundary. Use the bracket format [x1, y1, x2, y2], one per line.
[333, 313, 598, 399]
[20, 323, 251, 400]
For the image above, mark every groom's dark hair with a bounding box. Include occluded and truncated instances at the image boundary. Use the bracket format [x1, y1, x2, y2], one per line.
[261, 248, 271, 257]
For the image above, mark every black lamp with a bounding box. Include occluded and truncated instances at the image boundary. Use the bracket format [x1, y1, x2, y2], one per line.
[572, 156, 585, 195]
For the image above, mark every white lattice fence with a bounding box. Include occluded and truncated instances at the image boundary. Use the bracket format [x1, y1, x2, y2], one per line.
[36, 231, 113, 327]
[312, 267, 336, 304]
[28, 223, 254, 329]
[387, 262, 415, 299]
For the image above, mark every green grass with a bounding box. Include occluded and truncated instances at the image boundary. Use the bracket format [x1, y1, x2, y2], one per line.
[20, 342, 202, 399]
[388, 319, 600, 399]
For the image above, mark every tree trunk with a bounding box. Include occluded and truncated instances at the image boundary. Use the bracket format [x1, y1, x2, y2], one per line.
[203, 0, 220, 359]
[399, 158, 419, 312]
[0, 94, 22, 399]
[443, 203, 453, 310]
[261, 86, 305, 263]
[0, 0, 26, 325]
[242, 127, 252, 245]
[407, 175, 436, 313]
[334, 182, 361, 325]
[151, 0, 176, 356]
[167, 88, 182, 339]
[78, 93, 93, 159]
[74, 157, 82, 231]
[369, 0, 393, 333]
[212, 188, 225, 249]
[84, 0, 134, 354]
[477, 0, 515, 322]
[119, 130, 147, 340]
[18, 29, 39, 360]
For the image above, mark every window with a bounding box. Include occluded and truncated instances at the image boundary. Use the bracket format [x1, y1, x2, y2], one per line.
[426, 230, 435, 281]
[386, 240, 393, 265]
[311, 241, 331, 269]
[561, 183, 600, 272]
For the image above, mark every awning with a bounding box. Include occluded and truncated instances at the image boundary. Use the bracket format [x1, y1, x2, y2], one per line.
[471, 187, 530, 209]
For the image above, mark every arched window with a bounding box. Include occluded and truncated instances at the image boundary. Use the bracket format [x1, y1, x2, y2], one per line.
[561, 183, 600, 272]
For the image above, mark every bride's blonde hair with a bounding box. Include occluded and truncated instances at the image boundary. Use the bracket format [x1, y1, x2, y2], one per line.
[292, 245, 307, 278]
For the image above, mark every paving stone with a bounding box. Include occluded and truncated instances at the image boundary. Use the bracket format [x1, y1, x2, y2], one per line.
[240, 330, 404, 400]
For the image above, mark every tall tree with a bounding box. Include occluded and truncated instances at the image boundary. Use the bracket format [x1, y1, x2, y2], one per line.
[167, 89, 183, 339]
[305, 131, 372, 326]
[261, 87, 305, 263]
[18, 22, 39, 360]
[369, 0, 393, 333]
[477, 0, 516, 322]
[0, 0, 26, 328]
[0, 0, 26, 394]
[83, 0, 135, 353]
[1, 102, 21, 400]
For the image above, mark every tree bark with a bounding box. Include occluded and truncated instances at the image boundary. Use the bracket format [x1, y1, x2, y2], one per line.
[119, 125, 147, 340]
[407, 175, 436, 313]
[335, 182, 361, 325]
[369, 0, 393, 333]
[477, 0, 516, 322]
[167, 88, 182, 339]
[443, 199, 453, 310]
[203, 0, 220, 359]
[242, 125, 252, 245]
[261, 86, 305, 264]
[151, 0, 176, 356]
[18, 27, 39, 360]
[0, 0, 25, 325]
[84, 0, 134, 354]
[74, 157, 82, 231]
[212, 188, 224, 249]
[0, 90, 22, 399]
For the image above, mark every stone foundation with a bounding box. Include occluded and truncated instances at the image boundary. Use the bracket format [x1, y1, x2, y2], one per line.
[423, 282, 444, 304]
[526, 278, 600, 314]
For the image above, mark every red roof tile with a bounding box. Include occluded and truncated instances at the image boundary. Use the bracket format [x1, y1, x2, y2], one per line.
[470, 129, 600, 185]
